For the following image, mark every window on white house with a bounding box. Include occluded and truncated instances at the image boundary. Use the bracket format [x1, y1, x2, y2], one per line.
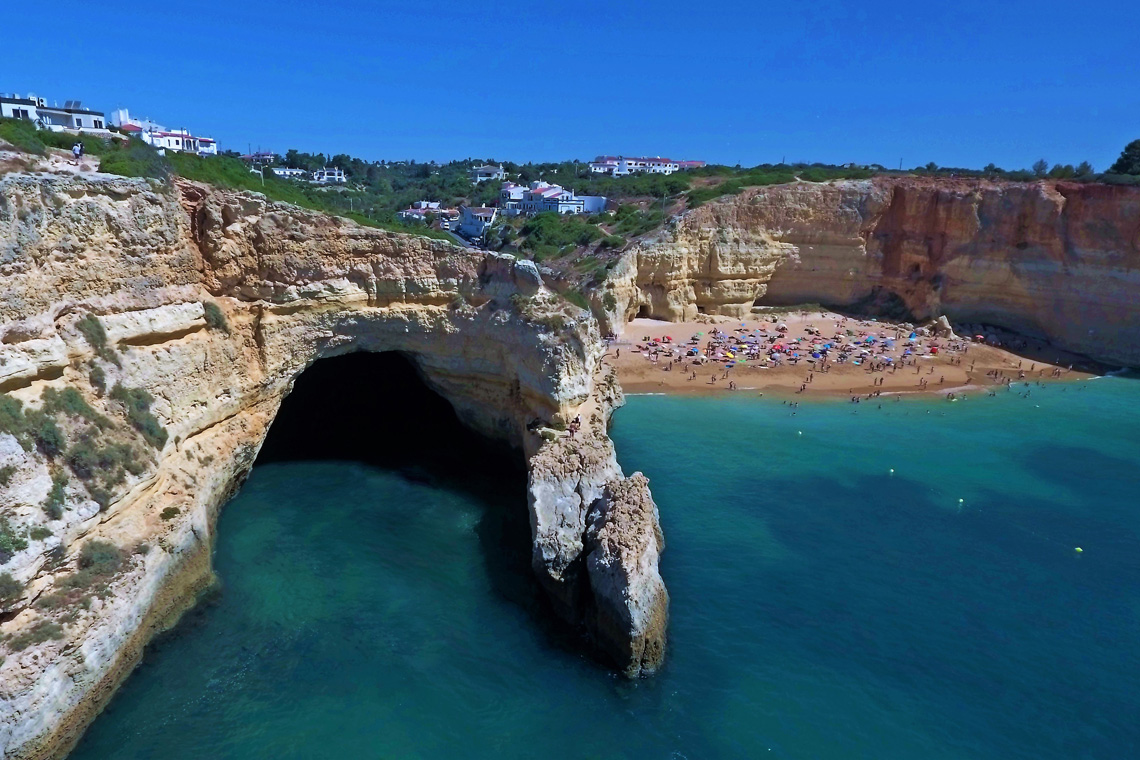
[94, 120, 103, 129]
[75, 118, 83, 127]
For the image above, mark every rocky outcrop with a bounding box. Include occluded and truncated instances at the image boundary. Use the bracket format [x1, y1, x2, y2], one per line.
[604, 177, 1140, 366]
[0, 174, 667, 759]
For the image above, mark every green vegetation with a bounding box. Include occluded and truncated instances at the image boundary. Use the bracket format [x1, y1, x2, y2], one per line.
[110, 384, 168, 449]
[96, 138, 170, 179]
[0, 393, 65, 457]
[0, 117, 47, 154]
[0, 465, 15, 487]
[76, 314, 120, 367]
[7, 620, 63, 651]
[602, 292, 618, 312]
[42, 387, 110, 429]
[38, 539, 126, 613]
[518, 212, 602, 260]
[202, 301, 229, 333]
[160, 506, 180, 521]
[89, 365, 106, 395]
[167, 153, 453, 241]
[560, 290, 590, 310]
[0, 572, 22, 603]
[0, 119, 168, 178]
[0, 515, 28, 563]
[29, 526, 52, 541]
[1105, 139, 1140, 184]
[44, 472, 68, 520]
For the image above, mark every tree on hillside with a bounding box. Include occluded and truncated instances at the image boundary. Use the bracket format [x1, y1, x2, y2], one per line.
[1108, 139, 1140, 175]
[1075, 161, 1094, 177]
[1032, 159, 1049, 177]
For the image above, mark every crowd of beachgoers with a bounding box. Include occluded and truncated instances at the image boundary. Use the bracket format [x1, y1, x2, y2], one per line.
[609, 311, 1086, 398]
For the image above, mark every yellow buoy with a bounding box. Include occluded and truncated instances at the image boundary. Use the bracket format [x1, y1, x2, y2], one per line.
[1075, 547, 1083, 553]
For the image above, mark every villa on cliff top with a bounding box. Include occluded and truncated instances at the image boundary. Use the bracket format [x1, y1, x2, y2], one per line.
[110, 108, 218, 155]
[500, 181, 608, 216]
[1, 92, 109, 133]
[588, 155, 706, 175]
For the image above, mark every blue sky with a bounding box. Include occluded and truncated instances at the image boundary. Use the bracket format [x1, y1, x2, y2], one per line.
[3, 0, 1137, 169]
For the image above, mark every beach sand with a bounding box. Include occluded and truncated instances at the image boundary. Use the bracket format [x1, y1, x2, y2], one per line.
[611, 312, 1094, 398]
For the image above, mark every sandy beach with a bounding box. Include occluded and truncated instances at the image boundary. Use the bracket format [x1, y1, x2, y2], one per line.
[610, 312, 1094, 398]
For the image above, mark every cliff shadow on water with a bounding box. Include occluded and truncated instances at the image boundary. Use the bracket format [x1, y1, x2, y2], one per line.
[248, 351, 584, 650]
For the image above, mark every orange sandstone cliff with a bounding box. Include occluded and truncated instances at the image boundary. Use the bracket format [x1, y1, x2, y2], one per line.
[602, 178, 1140, 366]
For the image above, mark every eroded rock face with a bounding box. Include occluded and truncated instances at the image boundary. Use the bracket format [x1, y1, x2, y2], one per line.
[604, 178, 1140, 366]
[0, 175, 667, 759]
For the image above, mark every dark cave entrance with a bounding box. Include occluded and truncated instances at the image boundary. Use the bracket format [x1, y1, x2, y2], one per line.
[253, 350, 546, 617]
[636, 305, 650, 319]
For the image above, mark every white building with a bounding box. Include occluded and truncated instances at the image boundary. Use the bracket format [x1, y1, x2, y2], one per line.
[111, 108, 217, 155]
[588, 155, 700, 176]
[138, 128, 217, 155]
[469, 163, 506, 183]
[272, 167, 309, 179]
[502, 181, 607, 216]
[500, 182, 528, 214]
[0, 93, 108, 132]
[458, 206, 498, 240]
[109, 108, 163, 133]
[311, 167, 347, 184]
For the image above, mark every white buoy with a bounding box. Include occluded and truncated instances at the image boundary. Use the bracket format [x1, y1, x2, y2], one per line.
[798, 431, 802, 436]
[889, 468, 895, 474]
[958, 498, 964, 503]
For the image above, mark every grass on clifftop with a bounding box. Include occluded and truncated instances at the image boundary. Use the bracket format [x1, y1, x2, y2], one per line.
[167, 153, 453, 241]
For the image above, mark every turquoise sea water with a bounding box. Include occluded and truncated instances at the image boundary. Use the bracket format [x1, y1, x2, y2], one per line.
[72, 378, 1140, 759]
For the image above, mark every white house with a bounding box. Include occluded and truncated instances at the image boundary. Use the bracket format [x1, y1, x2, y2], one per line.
[139, 128, 217, 155]
[503, 181, 608, 216]
[109, 108, 164, 133]
[0, 93, 108, 133]
[272, 167, 309, 179]
[588, 155, 700, 176]
[397, 208, 431, 223]
[311, 167, 347, 184]
[500, 182, 528, 214]
[469, 164, 506, 183]
[111, 108, 217, 155]
[458, 206, 498, 240]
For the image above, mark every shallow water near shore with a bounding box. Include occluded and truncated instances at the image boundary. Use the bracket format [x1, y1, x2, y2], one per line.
[71, 378, 1140, 759]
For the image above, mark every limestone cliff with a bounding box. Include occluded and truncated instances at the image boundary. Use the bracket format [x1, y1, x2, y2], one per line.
[602, 178, 1140, 366]
[0, 174, 667, 759]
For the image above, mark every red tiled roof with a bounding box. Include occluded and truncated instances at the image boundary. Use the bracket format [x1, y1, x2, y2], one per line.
[119, 124, 142, 132]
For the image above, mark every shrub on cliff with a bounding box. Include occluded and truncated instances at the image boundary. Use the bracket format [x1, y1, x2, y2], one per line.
[0, 465, 15, 487]
[44, 472, 68, 520]
[97, 138, 170, 179]
[42, 387, 110, 429]
[110, 384, 168, 449]
[0, 117, 46, 154]
[7, 620, 64, 651]
[76, 314, 121, 367]
[0, 572, 23, 603]
[24, 409, 65, 458]
[0, 515, 28, 563]
[89, 365, 106, 395]
[202, 301, 230, 333]
[78, 540, 124, 576]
